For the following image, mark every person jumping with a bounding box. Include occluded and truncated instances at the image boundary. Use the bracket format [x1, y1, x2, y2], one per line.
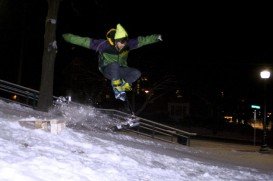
[62, 23, 162, 101]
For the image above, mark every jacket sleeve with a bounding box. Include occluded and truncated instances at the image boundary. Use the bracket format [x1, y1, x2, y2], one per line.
[62, 33, 91, 49]
[127, 34, 161, 50]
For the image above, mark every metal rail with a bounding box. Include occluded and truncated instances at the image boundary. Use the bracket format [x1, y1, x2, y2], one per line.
[0, 79, 58, 107]
[0, 79, 40, 107]
[97, 108, 197, 146]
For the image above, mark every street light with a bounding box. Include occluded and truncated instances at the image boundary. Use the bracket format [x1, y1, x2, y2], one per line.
[259, 70, 271, 153]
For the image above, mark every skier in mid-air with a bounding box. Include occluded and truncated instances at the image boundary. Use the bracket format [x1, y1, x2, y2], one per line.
[63, 23, 162, 101]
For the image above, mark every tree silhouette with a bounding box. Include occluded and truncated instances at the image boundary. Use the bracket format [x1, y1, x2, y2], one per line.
[37, 0, 61, 112]
[135, 74, 178, 116]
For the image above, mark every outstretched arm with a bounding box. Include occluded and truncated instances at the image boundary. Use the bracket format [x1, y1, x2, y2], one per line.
[62, 33, 107, 52]
[62, 33, 91, 49]
[128, 34, 162, 50]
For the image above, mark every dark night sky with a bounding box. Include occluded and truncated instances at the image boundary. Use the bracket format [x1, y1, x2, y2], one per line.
[0, 0, 272, 108]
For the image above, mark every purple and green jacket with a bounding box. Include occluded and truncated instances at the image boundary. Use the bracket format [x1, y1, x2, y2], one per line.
[62, 33, 160, 72]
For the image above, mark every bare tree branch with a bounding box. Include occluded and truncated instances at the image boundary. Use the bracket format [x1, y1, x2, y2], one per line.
[135, 74, 179, 116]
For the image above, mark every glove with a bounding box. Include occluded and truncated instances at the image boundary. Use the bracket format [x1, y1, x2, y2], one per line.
[62, 33, 72, 42]
[158, 34, 163, 41]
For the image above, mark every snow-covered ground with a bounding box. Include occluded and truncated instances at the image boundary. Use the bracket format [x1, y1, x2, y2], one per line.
[0, 100, 272, 181]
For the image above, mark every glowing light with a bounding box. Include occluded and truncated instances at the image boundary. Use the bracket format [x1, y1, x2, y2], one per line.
[260, 70, 271, 79]
[224, 116, 233, 123]
[12, 95, 17, 100]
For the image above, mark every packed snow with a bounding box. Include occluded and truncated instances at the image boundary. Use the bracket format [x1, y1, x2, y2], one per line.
[0, 100, 272, 181]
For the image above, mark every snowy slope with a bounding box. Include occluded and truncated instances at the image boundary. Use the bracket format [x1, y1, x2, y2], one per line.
[0, 100, 272, 181]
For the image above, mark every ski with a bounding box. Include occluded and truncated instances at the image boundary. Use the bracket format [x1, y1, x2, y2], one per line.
[114, 116, 140, 131]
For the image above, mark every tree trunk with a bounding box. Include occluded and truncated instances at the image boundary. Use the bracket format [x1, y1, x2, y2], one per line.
[37, 0, 60, 112]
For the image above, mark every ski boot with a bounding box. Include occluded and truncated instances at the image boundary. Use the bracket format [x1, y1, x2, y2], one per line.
[112, 79, 127, 101]
[121, 80, 132, 91]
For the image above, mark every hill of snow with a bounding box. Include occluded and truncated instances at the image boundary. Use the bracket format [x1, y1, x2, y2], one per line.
[0, 100, 272, 181]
